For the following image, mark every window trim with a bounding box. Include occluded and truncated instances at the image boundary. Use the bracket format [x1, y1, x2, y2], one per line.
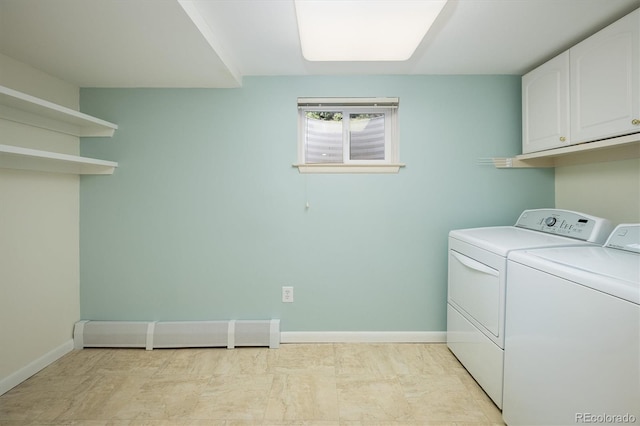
[294, 97, 404, 174]
[294, 163, 405, 174]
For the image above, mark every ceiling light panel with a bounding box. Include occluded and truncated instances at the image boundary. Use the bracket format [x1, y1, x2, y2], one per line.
[295, 0, 448, 62]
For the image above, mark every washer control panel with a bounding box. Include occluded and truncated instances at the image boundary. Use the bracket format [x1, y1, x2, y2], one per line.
[605, 224, 640, 253]
[515, 209, 613, 243]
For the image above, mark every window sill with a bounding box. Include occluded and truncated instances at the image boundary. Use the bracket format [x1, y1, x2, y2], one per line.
[293, 163, 405, 174]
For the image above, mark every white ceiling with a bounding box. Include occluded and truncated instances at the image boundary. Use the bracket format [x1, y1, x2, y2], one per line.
[0, 0, 638, 88]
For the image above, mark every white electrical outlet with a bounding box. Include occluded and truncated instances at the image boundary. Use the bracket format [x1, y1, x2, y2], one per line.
[282, 286, 294, 303]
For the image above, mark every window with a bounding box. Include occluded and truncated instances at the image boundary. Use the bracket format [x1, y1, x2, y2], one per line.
[296, 98, 403, 173]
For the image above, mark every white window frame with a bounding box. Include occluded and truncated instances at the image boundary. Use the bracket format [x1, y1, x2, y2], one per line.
[295, 97, 404, 174]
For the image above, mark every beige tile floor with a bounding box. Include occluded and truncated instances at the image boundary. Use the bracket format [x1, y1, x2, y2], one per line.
[0, 343, 505, 425]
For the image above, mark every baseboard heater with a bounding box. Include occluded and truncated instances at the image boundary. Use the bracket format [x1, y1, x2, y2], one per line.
[73, 319, 280, 350]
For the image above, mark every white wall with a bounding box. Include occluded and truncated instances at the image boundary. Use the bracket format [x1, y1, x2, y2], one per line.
[555, 158, 640, 225]
[0, 53, 80, 394]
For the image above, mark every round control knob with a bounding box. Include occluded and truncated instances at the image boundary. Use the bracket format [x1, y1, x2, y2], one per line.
[545, 217, 557, 227]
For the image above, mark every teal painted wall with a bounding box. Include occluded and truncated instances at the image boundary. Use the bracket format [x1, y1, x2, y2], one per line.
[79, 76, 554, 331]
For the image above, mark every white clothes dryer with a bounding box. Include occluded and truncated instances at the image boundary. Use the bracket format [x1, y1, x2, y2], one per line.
[447, 209, 613, 408]
[503, 224, 640, 426]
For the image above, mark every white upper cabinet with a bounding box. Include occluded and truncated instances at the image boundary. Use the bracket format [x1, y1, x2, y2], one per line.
[521, 8, 640, 156]
[522, 52, 570, 153]
[570, 9, 640, 144]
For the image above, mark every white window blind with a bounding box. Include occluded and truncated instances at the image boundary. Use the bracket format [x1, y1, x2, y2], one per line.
[297, 98, 401, 173]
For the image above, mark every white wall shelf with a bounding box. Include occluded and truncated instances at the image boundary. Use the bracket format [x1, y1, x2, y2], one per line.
[0, 144, 118, 175]
[0, 85, 118, 137]
[493, 133, 640, 169]
[0, 85, 118, 175]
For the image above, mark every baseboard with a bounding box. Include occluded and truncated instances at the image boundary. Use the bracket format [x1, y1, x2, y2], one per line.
[0, 339, 74, 396]
[280, 331, 446, 343]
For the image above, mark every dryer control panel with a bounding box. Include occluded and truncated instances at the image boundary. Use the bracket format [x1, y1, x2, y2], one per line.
[515, 209, 613, 244]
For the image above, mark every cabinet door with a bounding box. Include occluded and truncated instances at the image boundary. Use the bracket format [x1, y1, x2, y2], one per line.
[522, 52, 570, 154]
[570, 9, 640, 144]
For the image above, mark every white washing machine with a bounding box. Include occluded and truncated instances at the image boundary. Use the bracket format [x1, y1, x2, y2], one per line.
[447, 209, 613, 409]
[503, 224, 640, 426]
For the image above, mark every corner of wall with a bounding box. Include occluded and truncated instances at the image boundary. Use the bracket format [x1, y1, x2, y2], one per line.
[0, 53, 81, 392]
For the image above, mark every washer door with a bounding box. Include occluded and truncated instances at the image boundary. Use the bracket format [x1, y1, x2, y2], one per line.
[448, 250, 501, 337]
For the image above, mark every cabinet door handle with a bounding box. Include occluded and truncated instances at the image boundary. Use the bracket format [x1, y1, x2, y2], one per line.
[559, 136, 566, 142]
[632, 119, 640, 126]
